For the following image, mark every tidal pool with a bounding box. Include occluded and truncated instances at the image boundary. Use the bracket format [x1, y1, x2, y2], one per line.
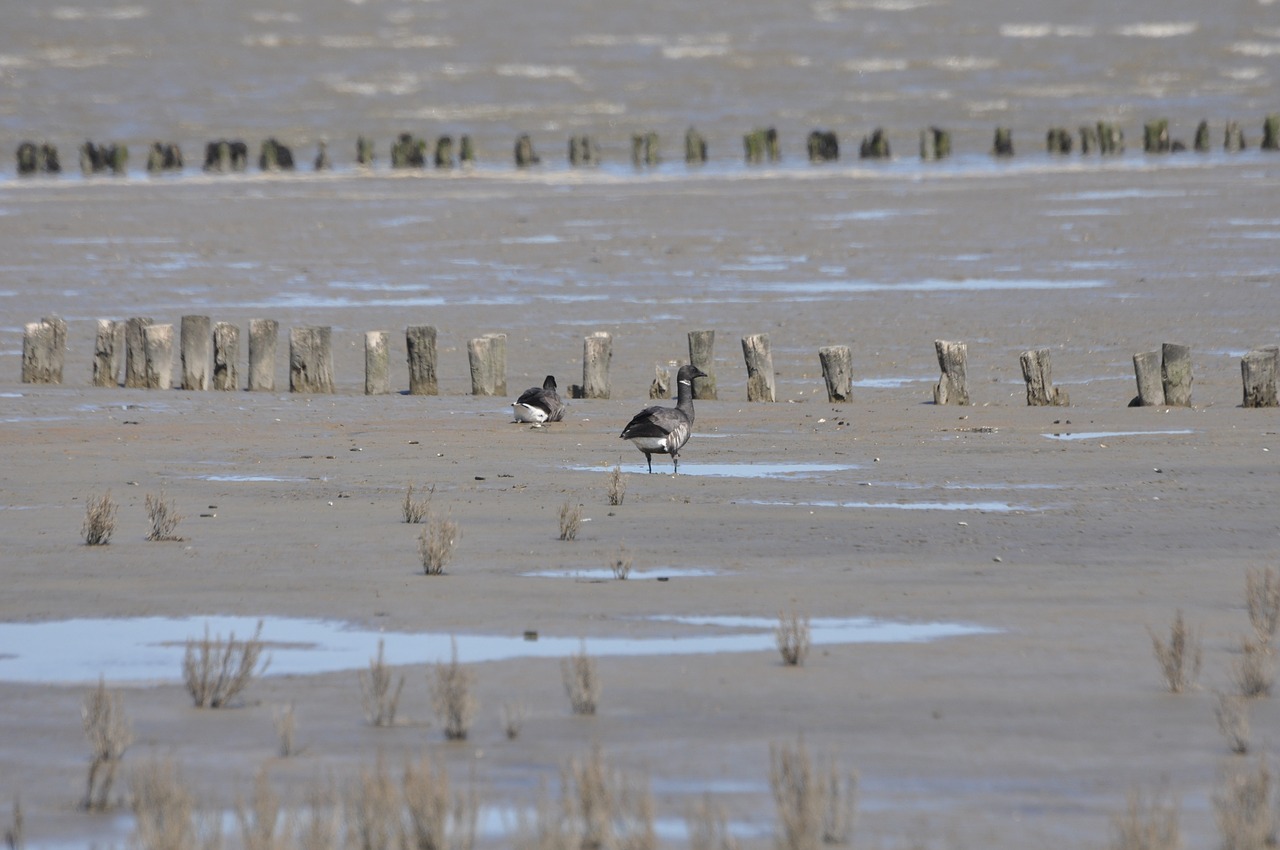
[1042, 429, 1194, 441]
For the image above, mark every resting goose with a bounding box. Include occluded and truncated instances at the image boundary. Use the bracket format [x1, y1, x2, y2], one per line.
[512, 375, 566, 426]
[619, 363, 707, 473]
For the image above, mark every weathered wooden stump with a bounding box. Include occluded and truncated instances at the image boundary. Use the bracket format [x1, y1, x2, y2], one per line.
[1046, 128, 1073, 154]
[1242, 346, 1279, 408]
[807, 130, 839, 163]
[631, 132, 659, 167]
[365, 331, 391, 396]
[433, 136, 453, 168]
[1161, 343, 1193, 406]
[289, 326, 335, 394]
[1131, 350, 1165, 406]
[248, 318, 279, 392]
[649, 363, 670, 399]
[406, 325, 439, 396]
[743, 128, 780, 164]
[688, 329, 717, 400]
[203, 140, 248, 172]
[17, 142, 61, 175]
[1144, 120, 1171, 153]
[467, 333, 507, 396]
[859, 128, 891, 159]
[1097, 122, 1124, 155]
[920, 127, 951, 160]
[92, 319, 124, 388]
[514, 134, 540, 167]
[742, 333, 775, 402]
[1194, 121, 1211, 153]
[819, 345, 853, 403]
[142, 323, 175, 390]
[146, 142, 183, 173]
[992, 127, 1014, 157]
[213, 322, 239, 391]
[1225, 121, 1246, 153]
[1019, 348, 1068, 406]
[21, 317, 67, 384]
[180, 315, 213, 391]
[124, 317, 155, 389]
[16, 142, 38, 175]
[80, 141, 128, 175]
[357, 136, 376, 166]
[1079, 125, 1099, 155]
[1263, 114, 1280, 151]
[685, 127, 708, 164]
[391, 133, 426, 168]
[933, 340, 969, 405]
[259, 138, 295, 171]
[459, 135, 476, 166]
[578, 332, 612, 399]
[314, 141, 331, 171]
[569, 136, 599, 166]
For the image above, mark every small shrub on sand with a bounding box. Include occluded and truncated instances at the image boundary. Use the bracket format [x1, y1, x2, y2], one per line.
[129, 757, 199, 850]
[776, 608, 812, 667]
[1232, 636, 1275, 699]
[1109, 786, 1180, 850]
[82, 491, 117, 546]
[769, 736, 858, 850]
[518, 744, 652, 850]
[1246, 567, 1280, 645]
[81, 677, 133, 811]
[1216, 691, 1252, 756]
[430, 638, 478, 741]
[144, 490, 182, 541]
[273, 703, 297, 758]
[182, 620, 271, 709]
[359, 639, 406, 727]
[609, 545, 633, 580]
[559, 500, 583, 541]
[1214, 758, 1275, 850]
[419, 511, 460, 575]
[235, 767, 282, 850]
[562, 641, 600, 716]
[686, 794, 741, 850]
[607, 464, 626, 507]
[402, 483, 434, 524]
[501, 701, 527, 740]
[346, 753, 478, 850]
[1148, 609, 1202, 694]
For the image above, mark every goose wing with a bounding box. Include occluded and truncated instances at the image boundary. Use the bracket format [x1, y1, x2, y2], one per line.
[620, 405, 679, 439]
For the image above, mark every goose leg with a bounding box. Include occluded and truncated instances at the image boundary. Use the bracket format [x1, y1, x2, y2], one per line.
[645, 452, 653, 473]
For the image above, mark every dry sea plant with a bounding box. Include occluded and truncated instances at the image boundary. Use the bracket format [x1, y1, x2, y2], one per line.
[182, 620, 271, 708]
[235, 767, 283, 850]
[562, 641, 600, 716]
[419, 511, 460, 575]
[776, 608, 812, 667]
[501, 701, 527, 740]
[1108, 786, 1180, 850]
[607, 464, 626, 507]
[144, 490, 182, 541]
[273, 703, 298, 758]
[1147, 609, 1202, 694]
[686, 794, 741, 850]
[81, 677, 133, 811]
[3, 796, 21, 850]
[559, 500, 583, 541]
[129, 757, 199, 850]
[609, 545, 633, 581]
[1216, 691, 1252, 756]
[294, 780, 341, 850]
[359, 639, 405, 727]
[1214, 758, 1275, 850]
[81, 490, 117, 546]
[346, 753, 478, 850]
[430, 637, 478, 741]
[520, 744, 654, 850]
[769, 736, 858, 850]
[1246, 566, 1280, 645]
[1232, 636, 1275, 699]
[402, 483, 434, 524]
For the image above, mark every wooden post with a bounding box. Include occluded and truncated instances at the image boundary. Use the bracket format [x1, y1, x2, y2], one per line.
[434, 136, 453, 168]
[365, 330, 391, 395]
[859, 128, 891, 159]
[406, 325, 439, 396]
[1019, 348, 1068, 406]
[1079, 124, 1098, 155]
[1194, 121, 1211, 153]
[180, 315, 212, 390]
[569, 136, 598, 166]
[649, 363, 670, 399]
[142, 323, 175, 390]
[1242, 347, 1279, 408]
[688, 330, 717, 399]
[357, 136, 375, 166]
[1161, 343, 1193, 406]
[213, 322, 239, 391]
[467, 333, 507, 396]
[92, 319, 123, 388]
[21, 318, 65, 384]
[685, 127, 707, 164]
[1131, 350, 1165, 406]
[459, 135, 476, 166]
[920, 127, 950, 160]
[992, 127, 1014, 157]
[124, 316, 155, 388]
[248, 318, 278, 392]
[742, 333, 775, 402]
[1144, 120, 1171, 154]
[933, 340, 969, 405]
[819, 345, 852, 403]
[1097, 122, 1124, 155]
[289, 326, 335, 394]
[391, 133, 426, 168]
[1225, 121, 1246, 153]
[1263, 114, 1280, 151]
[514, 134, 540, 167]
[579, 332, 612, 399]
[807, 130, 839, 163]
[631, 132, 659, 167]
[1046, 128, 1073, 154]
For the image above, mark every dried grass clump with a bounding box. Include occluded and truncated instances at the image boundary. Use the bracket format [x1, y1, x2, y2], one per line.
[1109, 786, 1180, 850]
[501, 701, 527, 741]
[609, 545, 633, 581]
[1216, 691, 1252, 756]
[402, 483, 435, 524]
[516, 744, 653, 850]
[1232, 636, 1275, 699]
[295, 781, 341, 850]
[235, 767, 283, 850]
[1148, 609, 1202, 694]
[1246, 567, 1280, 645]
[144, 490, 182, 541]
[686, 794, 741, 850]
[346, 754, 478, 850]
[430, 638, 478, 741]
[607, 464, 626, 507]
[776, 608, 812, 667]
[419, 511, 460, 575]
[273, 703, 298, 758]
[559, 500, 583, 541]
[129, 758, 199, 850]
[81, 677, 133, 811]
[769, 736, 858, 850]
[562, 641, 600, 716]
[82, 491, 117, 546]
[183, 620, 271, 709]
[359, 639, 406, 727]
[1214, 759, 1275, 850]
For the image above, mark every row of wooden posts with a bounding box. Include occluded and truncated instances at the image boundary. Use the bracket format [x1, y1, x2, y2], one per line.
[18, 316, 1280, 409]
[15, 114, 1280, 177]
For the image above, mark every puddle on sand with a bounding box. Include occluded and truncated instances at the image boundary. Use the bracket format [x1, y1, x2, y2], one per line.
[1042, 429, 1194, 441]
[743, 499, 1044, 512]
[573, 462, 859, 478]
[196, 474, 316, 482]
[523, 567, 722, 580]
[0, 614, 997, 685]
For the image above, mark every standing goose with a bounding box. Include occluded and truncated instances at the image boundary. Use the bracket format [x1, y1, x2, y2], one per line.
[620, 363, 707, 473]
[512, 375, 566, 426]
